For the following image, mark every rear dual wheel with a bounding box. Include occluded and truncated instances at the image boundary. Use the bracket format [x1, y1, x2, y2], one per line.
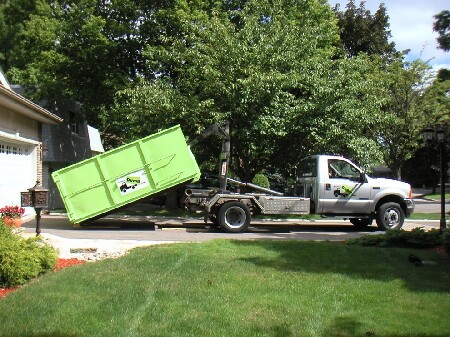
[217, 201, 251, 233]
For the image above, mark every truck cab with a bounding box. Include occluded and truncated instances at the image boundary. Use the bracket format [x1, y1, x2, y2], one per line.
[297, 155, 415, 230]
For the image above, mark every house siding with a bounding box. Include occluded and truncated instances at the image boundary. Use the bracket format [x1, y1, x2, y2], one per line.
[41, 100, 93, 209]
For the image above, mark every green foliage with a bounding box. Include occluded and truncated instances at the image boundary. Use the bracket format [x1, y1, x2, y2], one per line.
[433, 10, 450, 51]
[0, 222, 57, 287]
[112, 0, 391, 178]
[347, 227, 450, 253]
[299, 53, 387, 169]
[3, 0, 441, 182]
[377, 58, 440, 179]
[251, 173, 270, 189]
[333, 0, 397, 57]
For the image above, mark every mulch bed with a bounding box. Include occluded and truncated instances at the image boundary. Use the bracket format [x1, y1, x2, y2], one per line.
[0, 258, 86, 298]
[54, 258, 86, 270]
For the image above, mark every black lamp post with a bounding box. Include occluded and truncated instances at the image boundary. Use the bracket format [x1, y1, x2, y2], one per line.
[423, 127, 447, 232]
[21, 181, 49, 236]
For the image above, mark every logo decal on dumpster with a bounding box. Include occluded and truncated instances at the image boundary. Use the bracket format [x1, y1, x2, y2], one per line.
[116, 170, 149, 195]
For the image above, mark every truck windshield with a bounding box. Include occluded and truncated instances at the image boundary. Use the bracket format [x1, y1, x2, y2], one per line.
[297, 158, 317, 178]
[328, 159, 361, 180]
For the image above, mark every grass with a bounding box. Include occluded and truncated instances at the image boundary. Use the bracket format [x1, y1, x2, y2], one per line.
[423, 193, 450, 200]
[0, 240, 449, 337]
[409, 213, 444, 220]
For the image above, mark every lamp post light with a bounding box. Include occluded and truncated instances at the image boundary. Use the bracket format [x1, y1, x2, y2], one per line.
[21, 181, 49, 236]
[422, 126, 447, 232]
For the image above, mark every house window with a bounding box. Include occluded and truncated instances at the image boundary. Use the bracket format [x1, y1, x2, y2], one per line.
[69, 111, 79, 134]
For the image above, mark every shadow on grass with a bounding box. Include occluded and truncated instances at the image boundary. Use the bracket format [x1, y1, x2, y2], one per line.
[232, 240, 450, 293]
[324, 316, 448, 337]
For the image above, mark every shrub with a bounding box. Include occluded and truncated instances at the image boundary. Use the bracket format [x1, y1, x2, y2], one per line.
[252, 173, 270, 189]
[347, 227, 449, 254]
[0, 220, 58, 287]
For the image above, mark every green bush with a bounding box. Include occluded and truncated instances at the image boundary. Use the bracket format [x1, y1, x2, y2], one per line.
[0, 221, 58, 287]
[347, 227, 450, 254]
[252, 173, 270, 189]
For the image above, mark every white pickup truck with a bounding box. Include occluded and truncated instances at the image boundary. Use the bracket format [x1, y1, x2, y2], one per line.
[184, 154, 415, 233]
[296, 155, 415, 230]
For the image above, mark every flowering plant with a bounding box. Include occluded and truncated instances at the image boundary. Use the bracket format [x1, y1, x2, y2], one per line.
[0, 205, 25, 219]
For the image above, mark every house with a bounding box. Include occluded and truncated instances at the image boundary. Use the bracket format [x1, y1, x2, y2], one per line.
[36, 97, 105, 209]
[1, 69, 105, 212]
[0, 69, 63, 214]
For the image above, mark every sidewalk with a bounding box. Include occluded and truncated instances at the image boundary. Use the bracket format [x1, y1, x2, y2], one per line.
[21, 231, 175, 260]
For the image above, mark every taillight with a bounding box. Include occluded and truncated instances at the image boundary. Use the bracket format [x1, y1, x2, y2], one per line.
[408, 189, 413, 199]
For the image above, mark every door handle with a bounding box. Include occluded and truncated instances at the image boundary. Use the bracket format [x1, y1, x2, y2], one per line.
[326, 183, 331, 191]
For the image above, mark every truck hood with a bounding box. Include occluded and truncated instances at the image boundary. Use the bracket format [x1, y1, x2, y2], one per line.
[369, 177, 412, 196]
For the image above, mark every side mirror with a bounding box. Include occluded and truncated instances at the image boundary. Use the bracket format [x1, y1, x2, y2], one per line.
[359, 172, 366, 183]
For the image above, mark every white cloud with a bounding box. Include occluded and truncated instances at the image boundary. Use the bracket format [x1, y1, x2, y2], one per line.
[328, 0, 450, 69]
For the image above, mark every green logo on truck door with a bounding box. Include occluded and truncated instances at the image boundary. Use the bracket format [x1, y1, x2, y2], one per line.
[333, 184, 355, 198]
[116, 170, 149, 196]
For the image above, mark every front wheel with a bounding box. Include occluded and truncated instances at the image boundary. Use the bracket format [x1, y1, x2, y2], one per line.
[376, 202, 404, 230]
[217, 202, 251, 233]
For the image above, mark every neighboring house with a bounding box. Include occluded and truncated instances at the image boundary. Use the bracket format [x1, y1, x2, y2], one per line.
[43, 100, 104, 209]
[11, 86, 105, 210]
[0, 70, 63, 215]
[370, 166, 395, 179]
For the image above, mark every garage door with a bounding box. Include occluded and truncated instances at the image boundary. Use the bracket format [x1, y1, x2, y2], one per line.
[0, 139, 36, 207]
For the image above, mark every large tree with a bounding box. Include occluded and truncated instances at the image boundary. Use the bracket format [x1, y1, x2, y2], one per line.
[333, 0, 396, 57]
[111, 0, 389, 180]
[433, 10, 450, 51]
[4, 0, 408, 182]
[376, 58, 449, 179]
[6, 0, 182, 126]
[0, 0, 41, 71]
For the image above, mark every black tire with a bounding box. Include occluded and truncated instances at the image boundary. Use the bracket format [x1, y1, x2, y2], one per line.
[376, 202, 404, 230]
[217, 201, 251, 233]
[350, 218, 372, 229]
[208, 212, 220, 229]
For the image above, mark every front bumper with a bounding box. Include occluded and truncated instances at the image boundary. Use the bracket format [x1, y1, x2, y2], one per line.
[405, 198, 415, 216]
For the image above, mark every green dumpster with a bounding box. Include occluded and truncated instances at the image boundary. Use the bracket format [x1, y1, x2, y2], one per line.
[52, 125, 201, 223]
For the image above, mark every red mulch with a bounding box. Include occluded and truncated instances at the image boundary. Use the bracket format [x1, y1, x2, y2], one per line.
[0, 258, 86, 298]
[54, 258, 86, 270]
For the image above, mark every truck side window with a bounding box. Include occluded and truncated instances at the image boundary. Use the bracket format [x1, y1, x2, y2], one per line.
[328, 159, 361, 181]
[297, 159, 317, 178]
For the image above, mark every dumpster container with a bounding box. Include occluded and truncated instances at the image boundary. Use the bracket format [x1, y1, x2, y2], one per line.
[52, 125, 201, 223]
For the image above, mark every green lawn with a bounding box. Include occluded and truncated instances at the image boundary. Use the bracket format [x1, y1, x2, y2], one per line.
[409, 213, 444, 220]
[423, 193, 450, 200]
[1, 240, 449, 337]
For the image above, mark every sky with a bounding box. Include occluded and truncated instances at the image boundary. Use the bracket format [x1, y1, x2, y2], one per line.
[328, 0, 450, 71]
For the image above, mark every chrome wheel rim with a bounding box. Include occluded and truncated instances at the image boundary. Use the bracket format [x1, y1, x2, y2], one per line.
[224, 206, 246, 229]
[384, 208, 400, 227]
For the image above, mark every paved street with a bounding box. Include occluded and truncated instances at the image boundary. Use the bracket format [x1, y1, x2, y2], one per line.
[19, 197, 447, 259]
[414, 198, 449, 214]
[22, 213, 442, 242]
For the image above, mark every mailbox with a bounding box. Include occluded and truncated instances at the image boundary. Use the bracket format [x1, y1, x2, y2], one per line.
[21, 191, 33, 207]
[21, 181, 48, 236]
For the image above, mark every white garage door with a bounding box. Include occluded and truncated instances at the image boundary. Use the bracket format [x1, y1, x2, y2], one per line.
[0, 139, 36, 208]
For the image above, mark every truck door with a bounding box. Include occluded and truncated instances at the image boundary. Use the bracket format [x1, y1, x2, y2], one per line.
[320, 159, 371, 214]
[296, 157, 318, 213]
